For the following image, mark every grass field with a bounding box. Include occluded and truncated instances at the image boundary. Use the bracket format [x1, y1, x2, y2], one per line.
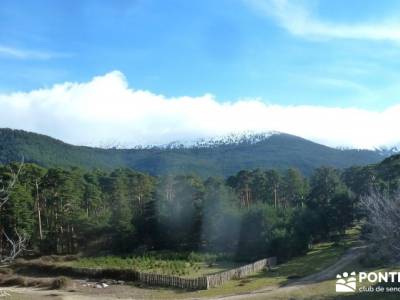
[65, 227, 360, 281]
[188, 241, 351, 298]
[8, 226, 400, 300]
[63, 251, 238, 277]
[96, 228, 358, 299]
[7, 226, 386, 299]
[180, 227, 361, 297]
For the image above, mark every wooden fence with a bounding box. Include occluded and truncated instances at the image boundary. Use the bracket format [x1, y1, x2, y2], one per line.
[15, 256, 276, 290]
[205, 257, 277, 288]
[138, 272, 209, 289]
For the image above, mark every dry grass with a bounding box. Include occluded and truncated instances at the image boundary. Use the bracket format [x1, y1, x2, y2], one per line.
[40, 254, 79, 263]
[1, 276, 28, 287]
[0, 275, 53, 288]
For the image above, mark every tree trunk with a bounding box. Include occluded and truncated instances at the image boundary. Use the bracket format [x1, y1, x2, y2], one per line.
[35, 180, 43, 240]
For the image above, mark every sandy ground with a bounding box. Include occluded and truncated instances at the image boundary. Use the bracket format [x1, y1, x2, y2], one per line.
[1, 245, 366, 300]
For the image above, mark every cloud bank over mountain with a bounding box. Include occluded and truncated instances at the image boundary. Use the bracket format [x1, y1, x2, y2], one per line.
[1, 71, 399, 149]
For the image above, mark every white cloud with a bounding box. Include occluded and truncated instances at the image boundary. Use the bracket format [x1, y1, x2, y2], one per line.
[246, 0, 400, 42]
[0, 45, 70, 60]
[0, 70, 399, 149]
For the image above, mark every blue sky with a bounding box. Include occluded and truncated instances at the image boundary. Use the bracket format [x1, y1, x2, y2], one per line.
[1, 0, 400, 148]
[2, 0, 400, 109]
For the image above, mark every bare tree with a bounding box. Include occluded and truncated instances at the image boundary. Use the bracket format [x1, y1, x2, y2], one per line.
[0, 229, 27, 264]
[0, 160, 27, 264]
[361, 190, 400, 262]
[0, 161, 23, 209]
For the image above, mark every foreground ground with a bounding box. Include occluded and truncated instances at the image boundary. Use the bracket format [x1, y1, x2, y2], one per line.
[2, 229, 398, 300]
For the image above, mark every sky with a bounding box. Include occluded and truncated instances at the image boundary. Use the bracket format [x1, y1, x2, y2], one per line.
[1, 0, 400, 149]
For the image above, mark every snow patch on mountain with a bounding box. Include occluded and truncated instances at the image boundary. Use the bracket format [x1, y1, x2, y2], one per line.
[163, 131, 281, 149]
[374, 146, 400, 156]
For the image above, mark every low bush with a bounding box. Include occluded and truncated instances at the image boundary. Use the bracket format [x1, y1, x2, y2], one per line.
[359, 250, 388, 268]
[51, 276, 73, 289]
[2, 276, 28, 287]
[13, 258, 26, 264]
[70, 255, 194, 276]
[0, 268, 13, 276]
[68, 251, 233, 276]
[26, 278, 48, 287]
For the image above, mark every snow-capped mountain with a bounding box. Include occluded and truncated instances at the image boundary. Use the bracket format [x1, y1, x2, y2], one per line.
[163, 131, 280, 149]
[0, 128, 393, 177]
[375, 146, 400, 157]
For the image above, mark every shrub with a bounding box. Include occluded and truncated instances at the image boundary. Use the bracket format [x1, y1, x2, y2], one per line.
[13, 258, 26, 264]
[51, 276, 73, 289]
[26, 278, 47, 287]
[2, 276, 28, 287]
[0, 268, 13, 276]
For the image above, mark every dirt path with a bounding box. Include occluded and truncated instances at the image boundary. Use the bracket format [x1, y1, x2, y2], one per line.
[2, 287, 137, 300]
[288, 244, 366, 285]
[208, 244, 367, 300]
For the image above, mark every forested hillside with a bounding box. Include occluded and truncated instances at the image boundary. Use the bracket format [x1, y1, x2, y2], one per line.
[1, 155, 398, 262]
[0, 128, 386, 177]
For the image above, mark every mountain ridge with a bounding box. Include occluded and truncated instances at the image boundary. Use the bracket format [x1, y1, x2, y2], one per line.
[0, 128, 389, 176]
